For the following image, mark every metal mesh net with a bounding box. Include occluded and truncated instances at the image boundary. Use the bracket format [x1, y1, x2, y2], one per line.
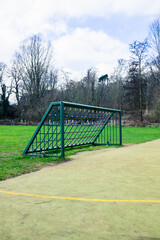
[23, 102, 122, 157]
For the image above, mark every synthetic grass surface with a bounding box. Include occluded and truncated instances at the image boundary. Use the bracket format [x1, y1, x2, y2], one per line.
[0, 139, 160, 240]
[0, 125, 160, 180]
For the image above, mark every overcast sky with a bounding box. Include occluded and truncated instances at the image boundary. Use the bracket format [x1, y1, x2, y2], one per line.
[0, 0, 160, 79]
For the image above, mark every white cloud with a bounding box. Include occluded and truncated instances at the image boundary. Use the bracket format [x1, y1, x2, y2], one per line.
[54, 28, 129, 77]
[21, 0, 160, 18]
[0, 0, 159, 75]
[110, 0, 160, 16]
[0, 0, 69, 63]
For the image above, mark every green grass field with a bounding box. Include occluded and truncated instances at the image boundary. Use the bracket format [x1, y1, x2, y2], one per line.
[0, 125, 160, 180]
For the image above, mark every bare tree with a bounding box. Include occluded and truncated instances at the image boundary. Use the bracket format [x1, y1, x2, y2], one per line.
[129, 39, 148, 121]
[148, 17, 160, 89]
[0, 63, 12, 118]
[48, 68, 58, 90]
[149, 17, 160, 57]
[9, 53, 23, 106]
[0, 62, 6, 85]
[110, 59, 128, 109]
[82, 68, 97, 105]
[17, 34, 53, 107]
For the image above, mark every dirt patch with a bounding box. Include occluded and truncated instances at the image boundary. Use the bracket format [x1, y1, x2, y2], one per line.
[0, 151, 19, 156]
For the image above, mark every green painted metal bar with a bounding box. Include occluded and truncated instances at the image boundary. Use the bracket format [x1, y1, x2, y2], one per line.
[87, 112, 109, 144]
[70, 110, 95, 146]
[113, 114, 114, 144]
[104, 119, 106, 144]
[35, 106, 60, 151]
[23, 103, 54, 155]
[60, 102, 65, 158]
[26, 107, 60, 155]
[52, 107, 54, 154]
[110, 121, 111, 143]
[116, 113, 117, 144]
[40, 109, 59, 149]
[62, 101, 121, 113]
[26, 154, 61, 157]
[64, 108, 84, 146]
[107, 121, 108, 143]
[55, 107, 58, 154]
[92, 112, 114, 144]
[119, 111, 122, 145]
[43, 117, 61, 149]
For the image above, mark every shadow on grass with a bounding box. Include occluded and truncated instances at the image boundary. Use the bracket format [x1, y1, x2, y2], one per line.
[46, 143, 118, 157]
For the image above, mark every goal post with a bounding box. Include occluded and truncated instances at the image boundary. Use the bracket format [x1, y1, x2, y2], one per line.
[23, 101, 122, 158]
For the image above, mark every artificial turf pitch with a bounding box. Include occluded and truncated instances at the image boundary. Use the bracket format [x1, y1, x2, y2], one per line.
[0, 138, 160, 239]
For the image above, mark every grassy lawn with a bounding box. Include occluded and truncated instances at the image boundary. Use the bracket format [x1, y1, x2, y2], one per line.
[0, 125, 160, 180]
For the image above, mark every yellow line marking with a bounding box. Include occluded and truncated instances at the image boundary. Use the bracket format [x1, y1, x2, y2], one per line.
[0, 190, 160, 203]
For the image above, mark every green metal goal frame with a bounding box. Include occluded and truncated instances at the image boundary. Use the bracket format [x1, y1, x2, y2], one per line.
[23, 101, 122, 158]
